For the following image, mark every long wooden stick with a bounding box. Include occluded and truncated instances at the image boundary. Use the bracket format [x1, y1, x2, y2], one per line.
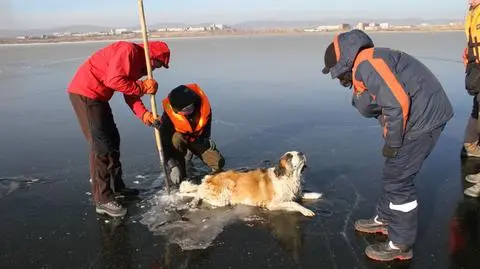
[137, 0, 170, 194]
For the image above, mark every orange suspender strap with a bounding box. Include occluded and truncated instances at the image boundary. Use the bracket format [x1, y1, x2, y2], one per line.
[369, 59, 410, 134]
[352, 48, 410, 135]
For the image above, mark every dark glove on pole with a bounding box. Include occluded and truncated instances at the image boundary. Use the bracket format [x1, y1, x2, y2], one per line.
[151, 120, 162, 130]
[382, 144, 399, 158]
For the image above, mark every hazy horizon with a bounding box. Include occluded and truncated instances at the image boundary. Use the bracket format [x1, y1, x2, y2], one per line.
[0, 0, 466, 30]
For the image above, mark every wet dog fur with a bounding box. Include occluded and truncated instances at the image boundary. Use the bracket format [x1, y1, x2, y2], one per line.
[178, 151, 322, 216]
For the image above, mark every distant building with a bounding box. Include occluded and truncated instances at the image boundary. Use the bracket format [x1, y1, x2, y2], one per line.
[186, 26, 206, 32]
[316, 25, 341, 31]
[364, 22, 379, 31]
[207, 24, 225, 31]
[391, 25, 413, 30]
[305, 23, 350, 32]
[379, 23, 390, 29]
[156, 27, 186, 32]
[72, 32, 91, 37]
[356, 22, 368, 30]
[167, 27, 186, 32]
[114, 28, 129, 35]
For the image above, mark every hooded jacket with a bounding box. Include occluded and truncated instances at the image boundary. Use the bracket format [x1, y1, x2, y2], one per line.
[67, 41, 170, 119]
[330, 30, 453, 148]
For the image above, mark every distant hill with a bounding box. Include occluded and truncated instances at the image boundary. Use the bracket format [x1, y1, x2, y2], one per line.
[231, 18, 462, 29]
[0, 18, 462, 38]
[0, 29, 19, 38]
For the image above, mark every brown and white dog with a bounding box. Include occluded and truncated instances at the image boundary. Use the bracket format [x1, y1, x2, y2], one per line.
[178, 151, 322, 216]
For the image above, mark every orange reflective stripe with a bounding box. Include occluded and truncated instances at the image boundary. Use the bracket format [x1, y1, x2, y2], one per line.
[369, 59, 410, 133]
[351, 48, 410, 134]
[162, 99, 193, 133]
[333, 35, 341, 62]
[353, 80, 367, 94]
[184, 83, 211, 131]
[352, 48, 374, 94]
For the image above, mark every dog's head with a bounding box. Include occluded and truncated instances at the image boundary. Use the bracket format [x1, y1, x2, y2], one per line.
[274, 151, 307, 178]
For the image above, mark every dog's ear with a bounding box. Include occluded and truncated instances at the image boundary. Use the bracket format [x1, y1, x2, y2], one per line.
[274, 153, 293, 177]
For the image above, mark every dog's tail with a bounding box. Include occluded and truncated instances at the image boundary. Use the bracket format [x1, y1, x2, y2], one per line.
[179, 180, 199, 193]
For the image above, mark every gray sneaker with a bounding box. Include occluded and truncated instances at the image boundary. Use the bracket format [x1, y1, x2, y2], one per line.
[96, 201, 127, 217]
[465, 173, 480, 184]
[464, 183, 480, 198]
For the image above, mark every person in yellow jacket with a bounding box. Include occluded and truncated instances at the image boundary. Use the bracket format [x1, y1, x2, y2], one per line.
[463, 0, 480, 158]
[463, 0, 480, 197]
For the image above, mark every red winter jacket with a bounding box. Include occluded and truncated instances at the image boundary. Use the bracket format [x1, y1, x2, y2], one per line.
[67, 41, 170, 119]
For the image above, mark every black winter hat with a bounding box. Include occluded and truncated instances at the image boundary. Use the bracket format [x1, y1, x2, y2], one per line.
[168, 85, 200, 112]
[322, 42, 337, 75]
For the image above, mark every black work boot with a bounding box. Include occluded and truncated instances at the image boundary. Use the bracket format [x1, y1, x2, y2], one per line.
[365, 241, 413, 261]
[354, 216, 388, 235]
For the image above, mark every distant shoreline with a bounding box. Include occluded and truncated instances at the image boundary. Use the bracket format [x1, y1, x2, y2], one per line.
[0, 28, 463, 46]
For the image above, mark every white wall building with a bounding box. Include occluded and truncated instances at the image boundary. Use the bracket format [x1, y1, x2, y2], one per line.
[114, 28, 129, 35]
[186, 27, 206, 32]
[380, 23, 390, 29]
[356, 22, 367, 30]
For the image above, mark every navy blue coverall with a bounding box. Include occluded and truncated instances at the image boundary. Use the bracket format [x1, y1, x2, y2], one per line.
[329, 30, 454, 247]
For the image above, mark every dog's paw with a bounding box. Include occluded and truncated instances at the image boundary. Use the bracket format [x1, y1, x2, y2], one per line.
[301, 208, 315, 217]
[302, 192, 323, 200]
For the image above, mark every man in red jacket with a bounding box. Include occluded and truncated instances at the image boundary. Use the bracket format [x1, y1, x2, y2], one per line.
[68, 41, 170, 217]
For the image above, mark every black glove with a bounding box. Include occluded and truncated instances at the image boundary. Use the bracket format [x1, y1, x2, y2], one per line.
[151, 119, 162, 130]
[382, 144, 399, 158]
[466, 64, 480, 94]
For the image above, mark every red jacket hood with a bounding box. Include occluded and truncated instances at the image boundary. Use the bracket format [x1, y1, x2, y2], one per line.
[139, 41, 170, 68]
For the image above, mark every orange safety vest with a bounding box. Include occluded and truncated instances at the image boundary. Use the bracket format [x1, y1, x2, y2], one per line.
[162, 83, 211, 141]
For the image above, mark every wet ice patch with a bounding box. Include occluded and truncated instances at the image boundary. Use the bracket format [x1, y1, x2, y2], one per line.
[0, 181, 20, 199]
[0, 176, 43, 199]
[212, 118, 241, 128]
[140, 189, 257, 250]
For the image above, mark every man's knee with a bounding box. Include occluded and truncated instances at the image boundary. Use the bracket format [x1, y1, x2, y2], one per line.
[91, 135, 118, 156]
[172, 132, 188, 152]
[201, 149, 225, 171]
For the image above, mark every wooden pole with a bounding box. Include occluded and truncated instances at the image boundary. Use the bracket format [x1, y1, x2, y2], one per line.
[137, 0, 170, 194]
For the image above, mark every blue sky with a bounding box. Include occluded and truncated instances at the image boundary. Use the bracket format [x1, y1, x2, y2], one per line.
[0, 0, 467, 29]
